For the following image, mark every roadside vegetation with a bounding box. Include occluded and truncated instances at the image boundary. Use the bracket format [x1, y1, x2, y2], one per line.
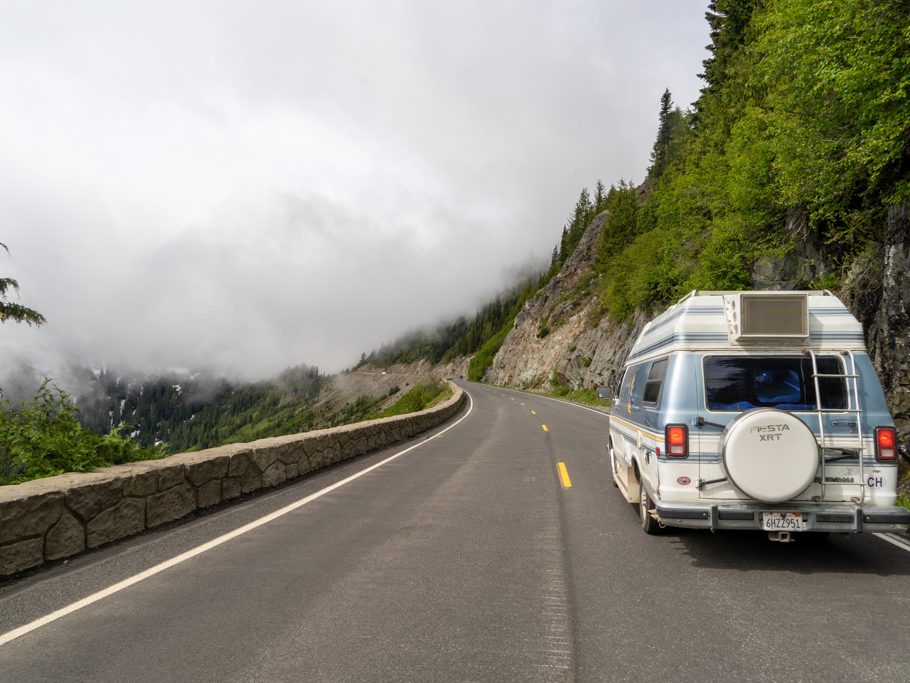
[543, 387, 603, 408]
[0, 381, 165, 485]
[0, 377, 455, 484]
[368, 381, 452, 419]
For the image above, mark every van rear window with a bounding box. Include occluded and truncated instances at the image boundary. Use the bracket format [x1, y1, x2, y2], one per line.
[704, 356, 847, 411]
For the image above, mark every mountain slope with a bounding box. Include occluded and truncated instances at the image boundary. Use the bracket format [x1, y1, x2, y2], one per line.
[484, 211, 646, 393]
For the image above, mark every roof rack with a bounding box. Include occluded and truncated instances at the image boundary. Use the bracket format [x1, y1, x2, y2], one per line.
[676, 289, 834, 305]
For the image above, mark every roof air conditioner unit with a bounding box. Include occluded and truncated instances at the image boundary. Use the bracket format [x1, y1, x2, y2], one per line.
[729, 292, 809, 343]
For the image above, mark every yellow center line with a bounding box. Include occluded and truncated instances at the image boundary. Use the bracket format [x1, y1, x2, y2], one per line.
[530, 410, 537, 416]
[557, 462, 573, 488]
[520, 402, 526, 406]
[541, 424, 549, 432]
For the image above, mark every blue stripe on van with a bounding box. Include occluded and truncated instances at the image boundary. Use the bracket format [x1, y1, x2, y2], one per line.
[808, 308, 853, 315]
[646, 305, 725, 336]
[809, 333, 865, 341]
[628, 331, 866, 362]
[627, 332, 728, 362]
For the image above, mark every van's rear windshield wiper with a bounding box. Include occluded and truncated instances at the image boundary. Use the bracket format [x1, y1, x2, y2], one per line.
[823, 448, 861, 462]
[694, 416, 725, 430]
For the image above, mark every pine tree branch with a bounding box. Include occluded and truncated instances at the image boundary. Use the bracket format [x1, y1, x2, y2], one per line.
[0, 302, 47, 325]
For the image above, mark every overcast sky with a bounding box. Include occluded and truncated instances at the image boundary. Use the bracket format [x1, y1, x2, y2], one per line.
[1, 0, 710, 383]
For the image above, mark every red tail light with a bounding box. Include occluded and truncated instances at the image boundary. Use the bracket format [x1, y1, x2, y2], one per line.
[875, 427, 897, 461]
[665, 424, 688, 458]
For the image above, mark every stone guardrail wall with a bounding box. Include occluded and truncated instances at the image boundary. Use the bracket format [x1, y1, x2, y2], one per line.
[0, 383, 466, 577]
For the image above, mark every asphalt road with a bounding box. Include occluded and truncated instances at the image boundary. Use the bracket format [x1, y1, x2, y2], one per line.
[1, 382, 908, 682]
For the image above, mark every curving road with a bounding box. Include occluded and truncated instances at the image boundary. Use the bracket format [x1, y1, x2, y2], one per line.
[1, 382, 908, 681]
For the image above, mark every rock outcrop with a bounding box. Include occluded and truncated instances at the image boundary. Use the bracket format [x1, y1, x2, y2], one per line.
[486, 212, 648, 393]
[862, 205, 910, 443]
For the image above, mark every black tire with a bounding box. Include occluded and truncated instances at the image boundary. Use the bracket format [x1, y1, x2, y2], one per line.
[639, 481, 661, 535]
[609, 442, 618, 488]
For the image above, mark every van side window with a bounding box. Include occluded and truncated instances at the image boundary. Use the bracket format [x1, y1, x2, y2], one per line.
[642, 358, 668, 406]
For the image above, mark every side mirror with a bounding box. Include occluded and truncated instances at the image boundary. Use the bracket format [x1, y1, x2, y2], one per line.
[596, 386, 613, 400]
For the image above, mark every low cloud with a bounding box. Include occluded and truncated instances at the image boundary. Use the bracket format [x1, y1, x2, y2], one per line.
[0, 0, 709, 386]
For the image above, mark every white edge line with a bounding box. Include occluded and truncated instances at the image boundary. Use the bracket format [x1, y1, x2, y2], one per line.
[491, 384, 609, 417]
[0, 390, 475, 648]
[534, 393, 610, 416]
[873, 532, 910, 553]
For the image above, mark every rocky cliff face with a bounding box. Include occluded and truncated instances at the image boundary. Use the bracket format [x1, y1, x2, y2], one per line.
[485, 212, 648, 393]
[484, 205, 910, 454]
[857, 206, 910, 441]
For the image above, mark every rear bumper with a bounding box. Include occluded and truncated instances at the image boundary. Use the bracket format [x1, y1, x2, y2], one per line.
[655, 501, 910, 533]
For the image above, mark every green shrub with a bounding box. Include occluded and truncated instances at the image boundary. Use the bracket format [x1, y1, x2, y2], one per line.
[468, 322, 512, 381]
[548, 372, 570, 397]
[0, 380, 166, 485]
[370, 382, 452, 419]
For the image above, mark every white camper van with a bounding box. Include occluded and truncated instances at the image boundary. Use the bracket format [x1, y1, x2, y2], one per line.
[608, 290, 909, 541]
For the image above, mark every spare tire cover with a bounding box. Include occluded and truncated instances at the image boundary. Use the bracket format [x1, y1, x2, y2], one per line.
[720, 409, 818, 503]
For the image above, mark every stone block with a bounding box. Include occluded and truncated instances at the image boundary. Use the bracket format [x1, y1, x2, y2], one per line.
[303, 433, 330, 457]
[123, 470, 158, 497]
[196, 480, 222, 508]
[275, 441, 301, 465]
[307, 446, 331, 471]
[45, 509, 86, 561]
[284, 462, 298, 480]
[87, 498, 146, 548]
[0, 537, 44, 576]
[0, 491, 65, 545]
[228, 449, 252, 477]
[240, 468, 263, 494]
[221, 477, 242, 501]
[157, 463, 187, 491]
[251, 444, 279, 473]
[185, 455, 229, 488]
[146, 483, 196, 528]
[338, 434, 355, 460]
[262, 462, 287, 488]
[65, 478, 123, 523]
[326, 441, 343, 464]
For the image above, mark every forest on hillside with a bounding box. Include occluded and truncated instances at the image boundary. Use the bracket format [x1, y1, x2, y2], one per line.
[369, 0, 909, 378]
[594, 0, 908, 319]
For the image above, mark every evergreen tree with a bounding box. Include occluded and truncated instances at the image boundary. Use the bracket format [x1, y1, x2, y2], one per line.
[699, 0, 758, 97]
[0, 243, 45, 326]
[558, 188, 595, 263]
[594, 180, 607, 214]
[648, 89, 674, 180]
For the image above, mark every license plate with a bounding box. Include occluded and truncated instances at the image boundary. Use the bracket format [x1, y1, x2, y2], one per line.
[761, 512, 805, 531]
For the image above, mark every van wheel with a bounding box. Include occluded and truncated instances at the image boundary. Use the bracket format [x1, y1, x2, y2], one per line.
[609, 442, 618, 488]
[639, 485, 661, 535]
